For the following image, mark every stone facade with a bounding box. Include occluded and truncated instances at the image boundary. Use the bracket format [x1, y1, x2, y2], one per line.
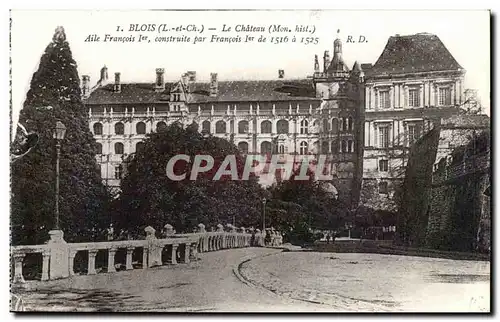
[83, 32, 470, 210]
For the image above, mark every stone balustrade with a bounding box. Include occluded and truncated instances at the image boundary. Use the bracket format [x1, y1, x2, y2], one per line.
[11, 224, 283, 284]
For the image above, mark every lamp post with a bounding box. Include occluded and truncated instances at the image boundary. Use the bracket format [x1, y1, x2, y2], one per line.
[262, 198, 267, 232]
[53, 121, 66, 230]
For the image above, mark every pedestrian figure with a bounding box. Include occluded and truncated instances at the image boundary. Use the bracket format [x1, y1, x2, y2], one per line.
[326, 234, 331, 244]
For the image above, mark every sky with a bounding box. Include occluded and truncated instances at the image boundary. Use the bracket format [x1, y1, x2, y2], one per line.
[10, 10, 490, 137]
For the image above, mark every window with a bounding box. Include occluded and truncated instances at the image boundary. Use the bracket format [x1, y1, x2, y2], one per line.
[348, 117, 353, 131]
[202, 121, 211, 134]
[331, 118, 338, 133]
[114, 142, 124, 154]
[378, 126, 390, 148]
[93, 123, 103, 135]
[438, 87, 451, 106]
[299, 141, 308, 155]
[379, 159, 389, 172]
[321, 141, 329, 154]
[379, 90, 390, 109]
[114, 165, 123, 179]
[409, 88, 420, 107]
[115, 122, 124, 135]
[341, 140, 348, 153]
[379, 181, 389, 194]
[156, 121, 167, 132]
[136, 142, 144, 153]
[215, 120, 226, 134]
[238, 141, 249, 154]
[261, 141, 272, 154]
[331, 141, 337, 153]
[96, 142, 103, 154]
[136, 122, 146, 134]
[348, 140, 354, 153]
[407, 124, 420, 145]
[300, 119, 309, 134]
[278, 145, 285, 154]
[277, 120, 289, 134]
[261, 120, 272, 134]
[238, 120, 249, 134]
[322, 119, 329, 132]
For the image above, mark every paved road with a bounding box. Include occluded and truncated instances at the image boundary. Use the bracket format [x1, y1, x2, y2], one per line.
[15, 247, 333, 312]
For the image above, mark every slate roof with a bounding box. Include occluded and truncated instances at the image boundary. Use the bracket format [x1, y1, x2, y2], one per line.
[85, 79, 318, 105]
[366, 33, 463, 77]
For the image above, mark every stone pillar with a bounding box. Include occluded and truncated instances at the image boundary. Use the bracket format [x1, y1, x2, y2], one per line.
[12, 253, 25, 284]
[184, 244, 190, 263]
[145, 226, 161, 268]
[142, 247, 148, 269]
[108, 248, 117, 273]
[47, 230, 70, 280]
[171, 244, 178, 264]
[41, 251, 50, 281]
[88, 250, 98, 275]
[126, 247, 135, 270]
[190, 243, 198, 261]
[68, 250, 76, 276]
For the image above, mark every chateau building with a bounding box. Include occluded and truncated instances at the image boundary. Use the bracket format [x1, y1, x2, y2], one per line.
[83, 32, 466, 210]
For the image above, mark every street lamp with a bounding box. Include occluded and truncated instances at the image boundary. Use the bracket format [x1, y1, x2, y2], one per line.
[262, 198, 267, 232]
[53, 121, 66, 230]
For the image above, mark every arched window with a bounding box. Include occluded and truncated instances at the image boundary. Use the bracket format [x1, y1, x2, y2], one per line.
[322, 119, 329, 132]
[348, 117, 354, 131]
[342, 118, 348, 132]
[321, 141, 329, 154]
[96, 142, 102, 154]
[331, 118, 338, 133]
[156, 121, 167, 132]
[331, 141, 337, 153]
[114, 142, 124, 154]
[341, 140, 348, 153]
[300, 119, 309, 134]
[115, 122, 124, 135]
[260, 141, 272, 154]
[136, 122, 146, 134]
[299, 141, 308, 155]
[348, 140, 354, 152]
[238, 120, 249, 134]
[202, 120, 211, 134]
[277, 120, 289, 134]
[136, 141, 144, 153]
[215, 120, 226, 134]
[93, 122, 103, 135]
[261, 120, 272, 134]
[238, 141, 249, 153]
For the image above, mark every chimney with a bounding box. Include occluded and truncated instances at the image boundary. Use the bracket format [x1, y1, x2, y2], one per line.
[82, 75, 90, 98]
[278, 69, 285, 79]
[314, 55, 320, 73]
[187, 71, 196, 93]
[323, 51, 330, 73]
[155, 68, 165, 92]
[114, 72, 121, 93]
[99, 65, 108, 85]
[210, 73, 218, 97]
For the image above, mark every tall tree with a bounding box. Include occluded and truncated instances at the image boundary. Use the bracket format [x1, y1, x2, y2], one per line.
[116, 122, 267, 234]
[11, 26, 111, 245]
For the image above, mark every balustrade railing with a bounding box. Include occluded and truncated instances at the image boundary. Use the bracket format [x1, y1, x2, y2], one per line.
[10, 223, 283, 284]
